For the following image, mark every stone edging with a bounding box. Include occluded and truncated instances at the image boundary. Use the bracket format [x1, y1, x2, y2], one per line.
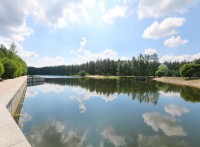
[0, 76, 31, 147]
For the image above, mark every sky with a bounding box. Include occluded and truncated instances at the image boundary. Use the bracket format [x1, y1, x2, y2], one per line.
[0, 0, 200, 67]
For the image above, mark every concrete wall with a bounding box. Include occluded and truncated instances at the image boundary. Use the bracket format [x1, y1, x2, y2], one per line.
[0, 76, 31, 147]
[6, 81, 27, 116]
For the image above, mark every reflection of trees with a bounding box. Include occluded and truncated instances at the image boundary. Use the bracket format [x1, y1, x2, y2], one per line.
[45, 78, 160, 104]
[117, 79, 159, 104]
[180, 87, 200, 102]
[156, 81, 200, 102]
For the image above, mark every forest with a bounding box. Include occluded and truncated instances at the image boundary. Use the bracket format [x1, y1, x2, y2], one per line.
[28, 53, 200, 78]
[0, 43, 27, 79]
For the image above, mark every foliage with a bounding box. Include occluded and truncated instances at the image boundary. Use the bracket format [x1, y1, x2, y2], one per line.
[179, 63, 200, 79]
[0, 61, 4, 77]
[155, 64, 169, 77]
[29, 53, 160, 77]
[194, 58, 200, 64]
[1, 58, 18, 78]
[0, 43, 27, 79]
[78, 70, 87, 76]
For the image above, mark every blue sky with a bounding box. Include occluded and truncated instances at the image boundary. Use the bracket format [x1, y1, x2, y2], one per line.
[0, 0, 200, 67]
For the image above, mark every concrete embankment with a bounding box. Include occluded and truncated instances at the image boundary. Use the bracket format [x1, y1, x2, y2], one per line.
[0, 76, 31, 147]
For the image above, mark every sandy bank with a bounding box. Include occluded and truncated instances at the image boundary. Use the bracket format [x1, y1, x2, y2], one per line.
[153, 77, 200, 89]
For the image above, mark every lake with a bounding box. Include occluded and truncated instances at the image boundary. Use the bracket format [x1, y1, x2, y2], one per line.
[14, 77, 200, 147]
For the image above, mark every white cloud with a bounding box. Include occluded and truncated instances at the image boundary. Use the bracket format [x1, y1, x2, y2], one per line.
[143, 17, 185, 40]
[137, 0, 195, 19]
[164, 36, 189, 48]
[25, 55, 67, 67]
[29, 0, 91, 28]
[143, 112, 187, 136]
[71, 37, 119, 64]
[120, 56, 131, 61]
[164, 104, 189, 117]
[159, 53, 200, 63]
[102, 6, 127, 24]
[144, 48, 157, 55]
[14, 42, 39, 60]
[0, 0, 33, 41]
[102, 127, 126, 147]
[0, 0, 134, 44]
[80, 37, 87, 48]
[12, 42, 67, 67]
[72, 48, 118, 64]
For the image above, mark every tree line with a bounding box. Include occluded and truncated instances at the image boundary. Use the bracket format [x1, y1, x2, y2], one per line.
[0, 43, 27, 79]
[28, 53, 160, 76]
[28, 53, 200, 78]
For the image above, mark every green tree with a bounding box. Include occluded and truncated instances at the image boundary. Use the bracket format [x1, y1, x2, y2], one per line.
[0, 61, 4, 77]
[78, 70, 87, 76]
[179, 63, 200, 79]
[155, 64, 169, 77]
[2, 58, 18, 79]
[10, 42, 17, 54]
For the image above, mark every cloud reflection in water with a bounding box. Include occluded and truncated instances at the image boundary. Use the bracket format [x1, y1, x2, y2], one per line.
[164, 104, 189, 117]
[142, 112, 187, 136]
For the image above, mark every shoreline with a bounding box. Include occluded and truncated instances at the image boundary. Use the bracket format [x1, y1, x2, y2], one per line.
[85, 75, 200, 89]
[85, 75, 120, 79]
[153, 77, 200, 89]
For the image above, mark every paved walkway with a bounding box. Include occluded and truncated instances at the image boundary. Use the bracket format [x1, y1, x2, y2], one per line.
[0, 76, 31, 147]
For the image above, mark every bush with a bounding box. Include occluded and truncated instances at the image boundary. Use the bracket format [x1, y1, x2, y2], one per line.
[78, 70, 87, 76]
[156, 70, 165, 77]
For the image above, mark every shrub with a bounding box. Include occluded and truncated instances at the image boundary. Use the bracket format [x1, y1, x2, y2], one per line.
[78, 70, 87, 76]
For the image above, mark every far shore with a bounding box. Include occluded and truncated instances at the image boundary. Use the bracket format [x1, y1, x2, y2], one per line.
[85, 75, 200, 89]
[153, 77, 200, 89]
[85, 75, 120, 79]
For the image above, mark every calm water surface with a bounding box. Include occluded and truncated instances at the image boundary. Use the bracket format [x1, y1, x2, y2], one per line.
[15, 77, 200, 147]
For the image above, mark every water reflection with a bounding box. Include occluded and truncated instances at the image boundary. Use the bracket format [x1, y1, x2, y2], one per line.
[18, 112, 32, 130]
[164, 104, 189, 117]
[137, 135, 191, 147]
[44, 78, 200, 103]
[101, 128, 126, 147]
[13, 77, 200, 147]
[29, 120, 87, 147]
[156, 81, 200, 102]
[45, 78, 160, 104]
[142, 112, 187, 136]
[70, 87, 118, 113]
